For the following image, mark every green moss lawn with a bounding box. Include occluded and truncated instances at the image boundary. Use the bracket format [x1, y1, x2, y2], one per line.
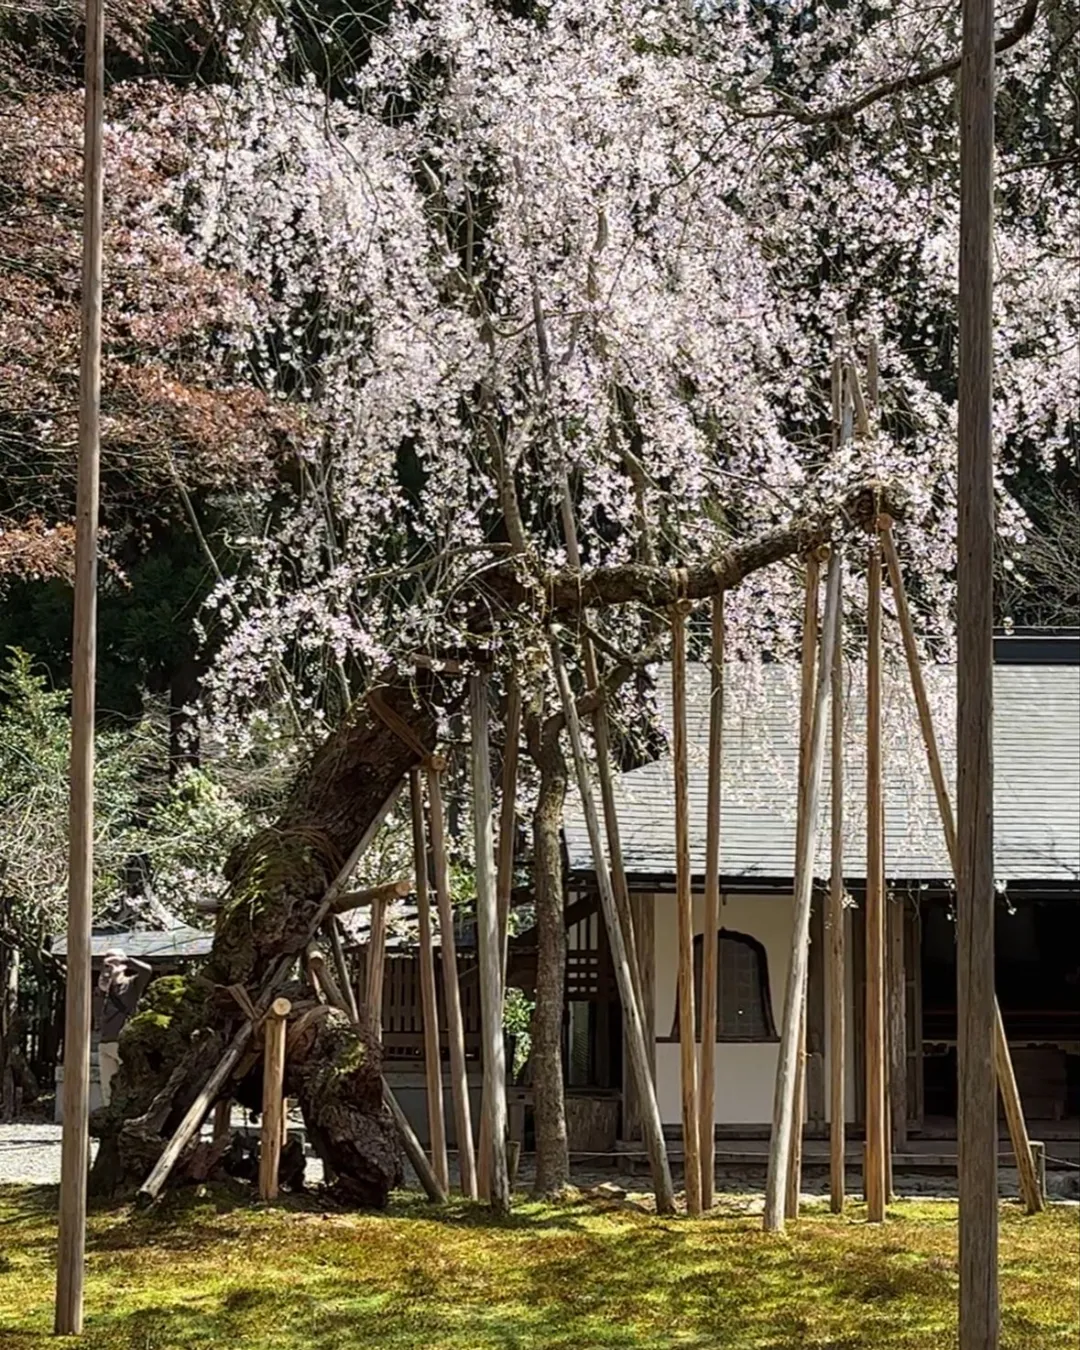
[1, 1186, 1076, 1348]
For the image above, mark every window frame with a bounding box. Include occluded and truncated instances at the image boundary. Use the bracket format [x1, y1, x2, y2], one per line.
[661, 927, 779, 1044]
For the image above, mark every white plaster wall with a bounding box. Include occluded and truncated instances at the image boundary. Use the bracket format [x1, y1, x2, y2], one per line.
[649, 891, 859, 1126]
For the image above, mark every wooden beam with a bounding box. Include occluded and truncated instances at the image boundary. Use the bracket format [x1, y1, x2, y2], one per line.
[427, 763, 477, 1198]
[787, 553, 822, 1219]
[54, 0, 104, 1332]
[330, 879, 411, 914]
[550, 635, 675, 1214]
[762, 548, 842, 1232]
[496, 677, 523, 982]
[887, 897, 908, 1155]
[671, 600, 702, 1217]
[698, 594, 724, 1208]
[258, 998, 291, 1201]
[410, 769, 449, 1194]
[828, 569, 846, 1214]
[365, 899, 388, 1041]
[807, 891, 827, 1128]
[864, 530, 888, 1223]
[471, 672, 510, 1213]
[880, 522, 1042, 1216]
[958, 0, 1001, 1333]
[325, 916, 360, 1025]
[383, 1080, 448, 1203]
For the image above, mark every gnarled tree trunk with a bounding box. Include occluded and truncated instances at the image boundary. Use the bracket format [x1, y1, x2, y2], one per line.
[89, 678, 436, 1206]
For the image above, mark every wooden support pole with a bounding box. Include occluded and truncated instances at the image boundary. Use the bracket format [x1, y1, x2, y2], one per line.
[258, 998, 291, 1201]
[880, 523, 1043, 1216]
[410, 768, 449, 1195]
[54, 0, 104, 1333]
[671, 599, 702, 1216]
[828, 565, 846, 1213]
[864, 531, 888, 1223]
[330, 879, 411, 914]
[958, 0, 1000, 1331]
[212, 1099, 232, 1144]
[698, 594, 724, 1209]
[787, 552, 822, 1218]
[550, 635, 675, 1214]
[383, 1080, 448, 1203]
[471, 672, 510, 1213]
[325, 916, 360, 1025]
[427, 764, 477, 1199]
[366, 899, 388, 1040]
[496, 678, 522, 983]
[763, 548, 842, 1232]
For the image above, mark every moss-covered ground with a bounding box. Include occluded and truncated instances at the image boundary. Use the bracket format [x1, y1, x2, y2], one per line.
[0, 1185, 1076, 1348]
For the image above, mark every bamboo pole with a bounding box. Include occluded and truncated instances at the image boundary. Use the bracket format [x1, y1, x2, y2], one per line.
[55, 1, 105, 1327]
[698, 594, 724, 1209]
[427, 763, 477, 1199]
[787, 552, 822, 1218]
[471, 672, 510, 1213]
[864, 532, 888, 1223]
[258, 998, 291, 1201]
[550, 635, 675, 1214]
[410, 769, 449, 1194]
[366, 899, 388, 1041]
[325, 916, 360, 1024]
[763, 548, 842, 1232]
[671, 599, 702, 1216]
[828, 566, 846, 1213]
[880, 523, 1042, 1215]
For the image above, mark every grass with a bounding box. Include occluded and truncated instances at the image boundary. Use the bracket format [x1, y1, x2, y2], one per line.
[0, 1185, 1077, 1349]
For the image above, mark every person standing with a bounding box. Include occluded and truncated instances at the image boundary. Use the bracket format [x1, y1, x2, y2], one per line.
[94, 948, 152, 1107]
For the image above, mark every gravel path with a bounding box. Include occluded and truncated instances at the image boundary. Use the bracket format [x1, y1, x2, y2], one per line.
[4, 1120, 1077, 1200]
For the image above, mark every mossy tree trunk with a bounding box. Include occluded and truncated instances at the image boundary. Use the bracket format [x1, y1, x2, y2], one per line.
[90, 679, 436, 1205]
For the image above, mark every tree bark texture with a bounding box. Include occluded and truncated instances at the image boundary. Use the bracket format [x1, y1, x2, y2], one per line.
[89, 678, 435, 1206]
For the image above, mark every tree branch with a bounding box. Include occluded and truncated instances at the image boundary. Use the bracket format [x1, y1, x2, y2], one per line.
[744, 0, 1039, 127]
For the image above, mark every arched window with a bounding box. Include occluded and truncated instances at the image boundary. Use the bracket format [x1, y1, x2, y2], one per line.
[668, 929, 777, 1042]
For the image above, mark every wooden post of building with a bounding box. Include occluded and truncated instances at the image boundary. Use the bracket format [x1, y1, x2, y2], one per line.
[958, 0, 1000, 1333]
[763, 549, 842, 1232]
[427, 762, 478, 1198]
[258, 998, 291, 1201]
[880, 520, 1043, 1218]
[366, 898, 388, 1041]
[864, 530, 888, 1223]
[470, 672, 510, 1213]
[699, 594, 724, 1208]
[887, 896, 908, 1157]
[671, 596, 702, 1216]
[411, 769, 449, 1194]
[787, 552, 822, 1218]
[54, 0, 105, 1331]
[550, 634, 676, 1214]
[828, 564, 846, 1213]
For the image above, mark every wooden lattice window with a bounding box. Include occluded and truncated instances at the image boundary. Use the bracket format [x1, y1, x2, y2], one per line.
[669, 930, 777, 1042]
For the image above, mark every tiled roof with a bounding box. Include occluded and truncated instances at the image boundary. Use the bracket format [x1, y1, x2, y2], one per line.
[564, 661, 1080, 887]
[52, 925, 214, 960]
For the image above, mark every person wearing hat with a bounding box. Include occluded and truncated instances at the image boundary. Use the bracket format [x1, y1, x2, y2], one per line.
[94, 948, 152, 1107]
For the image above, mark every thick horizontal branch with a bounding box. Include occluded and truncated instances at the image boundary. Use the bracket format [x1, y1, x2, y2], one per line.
[487, 481, 893, 617]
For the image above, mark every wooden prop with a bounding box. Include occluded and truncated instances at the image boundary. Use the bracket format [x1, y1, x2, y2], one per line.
[880, 522, 1042, 1215]
[383, 1082, 448, 1203]
[887, 897, 908, 1155]
[671, 597, 702, 1216]
[325, 916, 360, 1024]
[787, 551, 822, 1218]
[54, 0, 105, 1332]
[550, 635, 676, 1214]
[698, 593, 724, 1208]
[212, 1099, 232, 1144]
[258, 998, 291, 1200]
[330, 879, 411, 914]
[410, 769, 449, 1194]
[427, 763, 478, 1198]
[864, 531, 888, 1223]
[958, 7, 1001, 1333]
[470, 672, 511, 1213]
[137, 787, 402, 1207]
[828, 564, 846, 1213]
[365, 897, 389, 1041]
[763, 548, 842, 1232]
